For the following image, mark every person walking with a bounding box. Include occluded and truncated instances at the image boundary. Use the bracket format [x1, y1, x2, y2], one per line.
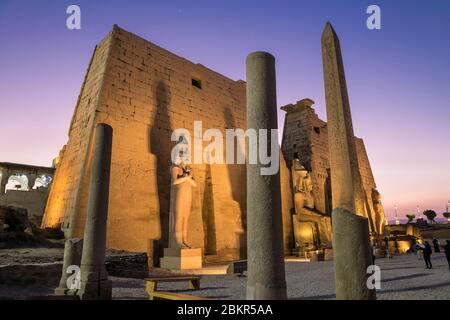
[444, 240, 450, 270]
[423, 241, 433, 269]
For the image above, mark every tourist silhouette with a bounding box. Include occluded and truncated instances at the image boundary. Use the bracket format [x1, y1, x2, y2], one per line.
[432, 238, 440, 253]
[422, 241, 433, 269]
[444, 240, 450, 269]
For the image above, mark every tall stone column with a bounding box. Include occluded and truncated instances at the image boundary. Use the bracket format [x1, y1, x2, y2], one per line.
[321, 22, 375, 300]
[246, 52, 287, 300]
[78, 123, 113, 300]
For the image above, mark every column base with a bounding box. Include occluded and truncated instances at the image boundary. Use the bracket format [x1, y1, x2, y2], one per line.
[332, 207, 376, 300]
[54, 287, 79, 296]
[54, 238, 83, 297]
[246, 284, 287, 300]
[160, 247, 202, 270]
[77, 279, 112, 300]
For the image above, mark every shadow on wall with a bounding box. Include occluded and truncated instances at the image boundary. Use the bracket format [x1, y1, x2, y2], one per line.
[148, 81, 173, 266]
[324, 168, 332, 216]
[223, 106, 247, 259]
[202, 163, 217, 255]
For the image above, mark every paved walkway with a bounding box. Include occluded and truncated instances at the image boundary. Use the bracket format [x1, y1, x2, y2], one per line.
[1, 253, 449, 300]
[110, 252, 450, 300]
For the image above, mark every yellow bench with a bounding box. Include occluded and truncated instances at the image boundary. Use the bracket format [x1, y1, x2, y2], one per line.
[145, 276, 203, 300]
[149, 291, 209, 300]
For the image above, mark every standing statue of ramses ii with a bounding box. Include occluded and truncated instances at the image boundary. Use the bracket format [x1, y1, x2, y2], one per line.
[169, 158, 197, 249]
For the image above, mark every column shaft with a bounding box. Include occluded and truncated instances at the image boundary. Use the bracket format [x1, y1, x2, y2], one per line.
[78, 123, 113, 300]
[246, 52, 287, 300]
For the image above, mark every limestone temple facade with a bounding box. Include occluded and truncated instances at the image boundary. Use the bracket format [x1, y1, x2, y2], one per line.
[281, 99, 386, 252]
[41, 25, 386, 264]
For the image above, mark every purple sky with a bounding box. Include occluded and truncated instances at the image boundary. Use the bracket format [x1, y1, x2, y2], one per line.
[0, 0, 449, 219]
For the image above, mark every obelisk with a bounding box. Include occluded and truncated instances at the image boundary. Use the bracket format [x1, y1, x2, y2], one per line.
[321, 22, 375, 300]
[246, 52, 287, 300]
[78, 123, 113, 300]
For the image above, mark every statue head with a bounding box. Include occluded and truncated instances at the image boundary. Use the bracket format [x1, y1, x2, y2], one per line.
[292, 159, 308, 173]
[172, 134, 191, 165]
[294, 163, 309, 181]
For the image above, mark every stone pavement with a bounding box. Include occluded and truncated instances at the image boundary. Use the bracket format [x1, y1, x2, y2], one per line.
[1, 253, 449, 300]
[110, 253, 450, 300]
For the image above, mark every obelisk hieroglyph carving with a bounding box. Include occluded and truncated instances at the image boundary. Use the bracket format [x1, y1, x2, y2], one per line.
[78, 123, 113, 300]
[322, 22, 366, 216]
[246, 52, 287, 300]
[321, 22, 375, 300]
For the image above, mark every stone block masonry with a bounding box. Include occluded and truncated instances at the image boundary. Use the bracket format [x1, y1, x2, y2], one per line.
[281, 100, 385, 237]
[42, 25, 248, 263]
[42, 24, 385, 264]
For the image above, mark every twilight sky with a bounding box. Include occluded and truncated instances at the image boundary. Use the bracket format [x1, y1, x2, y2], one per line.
[0, 0, 449, 219]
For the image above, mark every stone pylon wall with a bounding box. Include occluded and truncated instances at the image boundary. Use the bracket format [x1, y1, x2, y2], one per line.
[43, 26, 381, 261]
[42, 31, 114, 233]
[355, 138, 384, 234]
[281, 103, 330, 215]
[281, 101, 385, 235]
[43, 26, 250, 261]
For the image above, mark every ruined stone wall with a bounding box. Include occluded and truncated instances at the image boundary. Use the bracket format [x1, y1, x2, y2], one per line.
[0, 189, 49, 225]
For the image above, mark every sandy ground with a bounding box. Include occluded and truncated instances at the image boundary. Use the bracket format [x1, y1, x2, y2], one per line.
[0, 247, 64, 265]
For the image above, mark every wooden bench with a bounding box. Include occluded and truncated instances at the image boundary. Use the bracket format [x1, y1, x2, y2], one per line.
[145, 276, 202, 300]
[149, 291, 209, 300]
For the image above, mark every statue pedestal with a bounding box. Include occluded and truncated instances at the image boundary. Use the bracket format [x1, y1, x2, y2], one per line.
[160, 247, 202, 270]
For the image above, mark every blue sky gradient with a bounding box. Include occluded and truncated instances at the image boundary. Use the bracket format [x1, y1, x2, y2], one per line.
[0, 0, 449, 218]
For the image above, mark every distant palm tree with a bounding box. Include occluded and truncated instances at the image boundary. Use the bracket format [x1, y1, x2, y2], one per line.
[406, 214, 415, 223]
[423, 209, 437, 223]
